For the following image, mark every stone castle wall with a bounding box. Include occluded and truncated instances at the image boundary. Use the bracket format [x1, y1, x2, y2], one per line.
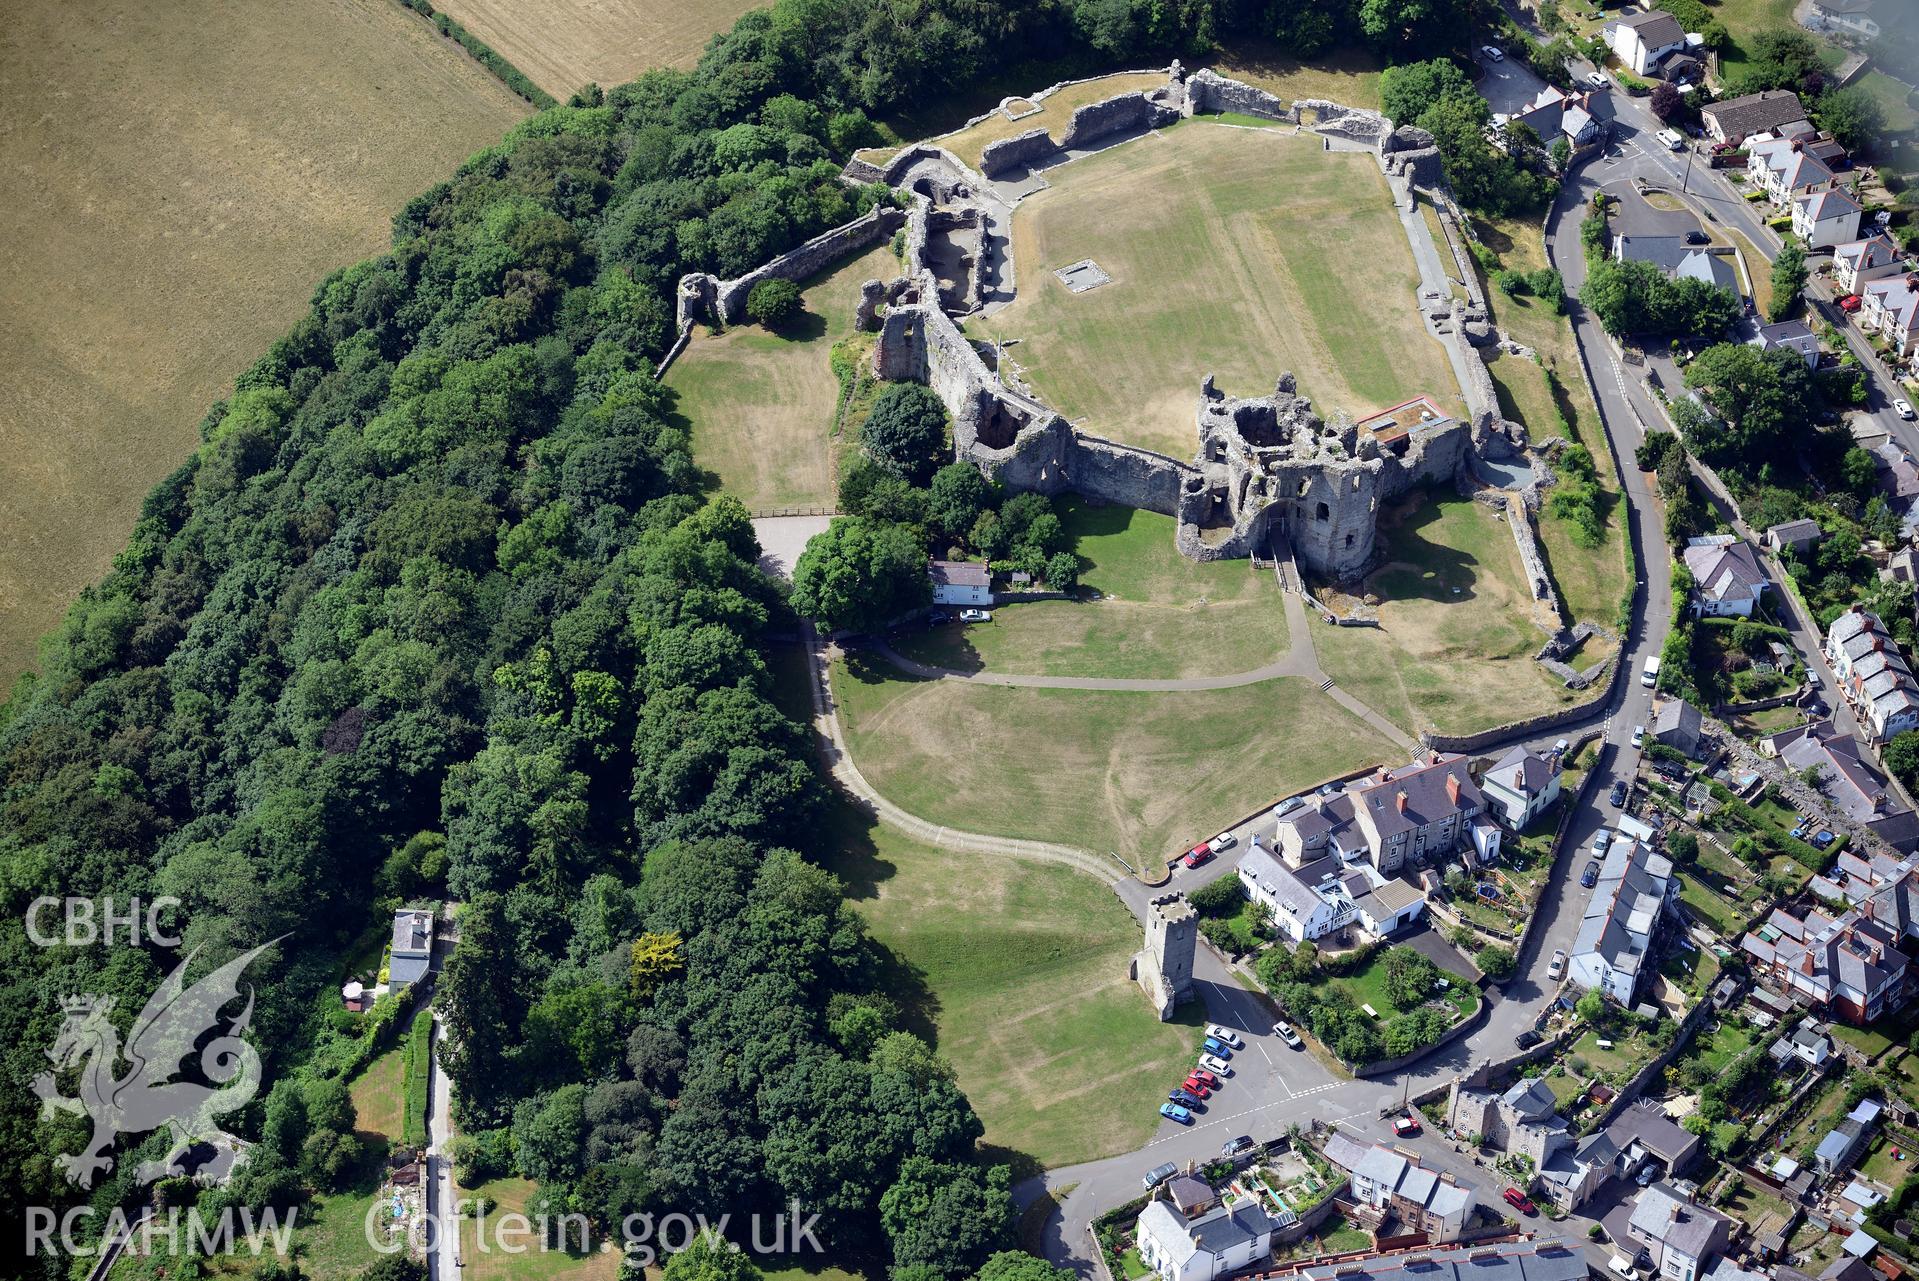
[980, 128, 1056, 177]
[1183, 68, 1288, 120]
[1060, 90, 1179, 148]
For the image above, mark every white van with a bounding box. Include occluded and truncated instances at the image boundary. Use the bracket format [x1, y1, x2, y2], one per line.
[1657, 128, 1684, 151]
[1642, 655, 1661, 688]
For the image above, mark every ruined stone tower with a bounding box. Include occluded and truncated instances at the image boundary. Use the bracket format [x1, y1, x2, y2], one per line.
[1134, 892, 1198, 1020]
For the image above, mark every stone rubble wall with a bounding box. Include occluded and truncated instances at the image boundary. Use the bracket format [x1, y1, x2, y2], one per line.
[1183, 68, 1288, 120]
[1058, 90, 1180, 149]
[979, 127, 1056, 177]
[711, 204, 906, 322]
[1501, 491, 1571, 630]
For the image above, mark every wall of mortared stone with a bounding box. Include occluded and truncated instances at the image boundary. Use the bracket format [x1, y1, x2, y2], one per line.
[1184, 69, 1289, 120]
[712, 204, 906, 321]
[980, 127, 1058, 177]
[1059, 91, 1180, 149]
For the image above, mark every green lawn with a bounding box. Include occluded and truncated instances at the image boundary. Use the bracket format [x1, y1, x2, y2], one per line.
[1332, 947, 1480, 1022]
[1677, 870, 1749, 938]
[975, 122, 1461, 460]
[1688, 1019, 1757, 1076]
[1710, 0, 1846, 79]
[1314, 493, 1596, 737]
[892, 498, 1288, 679]
[831, 654, 1398, 864]
[1570, 1028, 1659, 1083]
[1831, 1020, 1898, 1062]
[1860, 1134, 1918, 1187]
[348, 1046, 407, 1144]
[821, 800, 1205, 1169]
[458, 1177, 616, 1281]
[1782, 1081, 1849, 1160]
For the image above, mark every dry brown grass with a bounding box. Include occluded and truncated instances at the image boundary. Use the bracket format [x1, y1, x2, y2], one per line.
[976, 123, 1461, 460]
[0, 0, 529, 685]
[1210, 42, 1387, 111]
[666, 243, 897, 511]
[425, 0, 762, 98]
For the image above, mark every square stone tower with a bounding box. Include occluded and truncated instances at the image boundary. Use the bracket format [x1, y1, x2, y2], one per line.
[1134, 892, 1198, 1020]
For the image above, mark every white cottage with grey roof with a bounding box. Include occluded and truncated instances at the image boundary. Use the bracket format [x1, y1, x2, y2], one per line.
[1329, 1140, 1475, 1243]
[1569, 838, 1674, 1005]
[1481, 745, 1562, 830]
[1136, 1197, 1274, 1281]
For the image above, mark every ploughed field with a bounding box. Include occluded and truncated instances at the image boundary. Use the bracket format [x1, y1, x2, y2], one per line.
[0, 0, 530, 684]
[976, 121, 1463, 462]
[425, 0, 764, 98]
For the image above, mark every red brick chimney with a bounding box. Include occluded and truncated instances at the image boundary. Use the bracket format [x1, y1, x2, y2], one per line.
[1396, 791, 1409, 814]
[1446, 775, 1461, 806]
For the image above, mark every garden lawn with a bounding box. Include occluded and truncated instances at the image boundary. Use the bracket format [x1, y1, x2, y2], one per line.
[1314, 493, 1595, 737]
[1782, 1081, 1849, 1158]
[822, 802, 1203, 1169]
[1571, 1028, 1657, 1082]
[1710, 0, 1846, 79]
[458, 1177, 617, 1281]
[667, 243, 896, 512]
[348, 1046, 407, 1143]
[1677, 870, 1749, 937]
[830, 656, 1397, 863]
[976, 122, 1460, 460]
[1331, 950, 1479, 1022]
[891, 499, 1288, 679]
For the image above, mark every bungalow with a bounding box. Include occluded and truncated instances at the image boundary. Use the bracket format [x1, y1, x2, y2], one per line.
[1832, 234, 1905, 296]
[1615, 235, 1739, 294]
[928, 560, 990, 606]
[1765, 518, 1823, 557]
[1794, 187, 1864, 250]
[389, 907, 434, 988]
[1481, 745, 1563, 830]
[1860, 275, 1919, 364]
[1606, 1100, 1703, 1180]
[1702, 90, 1811, 145]
[1607, 10, 1689, 76]
[1748, 137, 1836, 206]
[1752, 319, 1821, 369]
[1681, 536, 1767, 617]
[1806, 0, 1880, 39]
[1136, 1197, 1275, 1281]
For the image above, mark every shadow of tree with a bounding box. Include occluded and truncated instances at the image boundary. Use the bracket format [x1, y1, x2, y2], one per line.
[1370, 497, 1486, 605]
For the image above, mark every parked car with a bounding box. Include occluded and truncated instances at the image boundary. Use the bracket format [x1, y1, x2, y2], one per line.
[1205, 1024, 1244, 1048]
[1182, 843, 1213, 869]
[1222, 1135, 1256, 1157]
[1181, 1076, 1213, 1099]
[1190, 1068, 1220, 1088]
[1630, 724, 1645, 748]
[1210, 832, 1238, 853]
[1609, 780, 1628, 807]
[1839, 294, 1863, 313]
[958, 608, 991, 623]
[1200, 1053, 1234, 1077]
[1274, 1021, 1303, 1048]
[1170, 1088, 1202, 1107]
[1586, 71, 1607, 88]
[1392, 1113, 1422, 1137]
[1503, 1187, 1537, 1215]
[927, 611, 951, 625]
[1593, 829, 1613, 852]
[1548, 949, 1567, 981]
[1514, 1028, 1542, 1050]
[1684, 231, 1708, 245]
[1635, 1161, 1660, 1187]
[1201, 1037, 1233, 1059]
[1581, 860, 1601, 888]
[1482, 44, 1505, 60]
[1160, 1102, 1193, 1125]
[1897, 398, 1916, 421]
[1143, 1162, 1179, 1190]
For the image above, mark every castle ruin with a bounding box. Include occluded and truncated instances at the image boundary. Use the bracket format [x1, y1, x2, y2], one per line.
[1133, 892, 1198, 1020]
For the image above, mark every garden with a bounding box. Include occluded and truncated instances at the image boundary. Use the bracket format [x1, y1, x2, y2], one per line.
[1259, 942, 1479, 1066]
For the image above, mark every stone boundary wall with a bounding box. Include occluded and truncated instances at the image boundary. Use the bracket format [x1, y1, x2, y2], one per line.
[1422, 661, 1616, 753]
[1272, 1187, 1348, 1247]
[1354, 991, 1491, 1079]
[1502, 492, 1571, 631]
[714, 204, 905, 322]
[1184, 68, 1288, 120]
[980, 127, 1055, 177]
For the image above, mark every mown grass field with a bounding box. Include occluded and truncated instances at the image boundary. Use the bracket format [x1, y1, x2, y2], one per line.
[667, 244, 897, 512]
[458, 1177, 619, 1281]
[1314, 494, 1591, 738]
[0, 0, 530, 686]
[975, 123, 1462, 460]
[830, 657, 1397, 862]
[823, 802, 1203, 1169]
[892, 498, 1289, 678]
[425, 0, 762, 97]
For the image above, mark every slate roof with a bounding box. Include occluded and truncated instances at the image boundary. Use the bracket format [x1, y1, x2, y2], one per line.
[1703, 90, 1810, 139]
[1767, 517, 1823, 548]
[1239, 845, 1326, 921]
[1616, 9, 1686, 47]
[1292, 1242, 1588, 1281]
[1501, 1075, 1559, 1119]
[1743, 904, 1909, 1006]
[1800, 187, 1863, 223]
[1189, 1201, 1273, 1255]
[1350, 752, 1483, 843]
[1616, 235, 1739, 292]
[1630, 1183, 1731, 1259]
[1486, 745, 1558, 800]
[1769, 720, 1898, 825]
[1166, 1174, 1213, 1213]
[1653, 698, 1703, 753]
[1834, 234, 1901, 278]
[1864, 275, 1919, 338]
[1606, 1100, 1699, 1167]
[928, 559, 989, 587]
[1573, 838, 1673, 982]
[1752, 137, 1837, 192]
[1683, 539, 1767, 606]
[1340, 1141, 1474, 1220]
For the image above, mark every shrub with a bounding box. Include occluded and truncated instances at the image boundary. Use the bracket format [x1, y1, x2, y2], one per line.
[1476, 944, 1517, 980]
[1527, 268, 1564, 312]
[1495, 269, 1530, 296]
[1188, 875, 1243, 917]
[746, 278, 803, 329]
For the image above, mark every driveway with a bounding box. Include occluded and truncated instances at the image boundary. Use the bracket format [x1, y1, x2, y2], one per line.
[1477, 49, 1547, 119]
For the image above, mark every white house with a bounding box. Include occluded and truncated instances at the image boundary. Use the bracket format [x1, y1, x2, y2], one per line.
[1481, 745, 1563, 830]
[1568, 838, 1674, 1006]
[1748, 137, 1836, 206]
[928, 560, 990, 606]
[1861, 274, 1919, 365]
[1628, 1184, 1734, 1281]
[1607, 10, 1688, 76]
[1827, 608, 1919, 744]
[1793, 187, 1863, 249]
[1681, 537, 1767, 617]
[1832, 233, 1903, 295]
[1237, 845, 1352, 944]
[1323, 1136, 1475, 1243]
[1136, 1198, 1274, 1281]
[1769, 1017, 1833, 1069]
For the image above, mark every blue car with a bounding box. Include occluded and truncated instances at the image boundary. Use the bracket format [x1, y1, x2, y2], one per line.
[1169, 1089, 1202, 1108]
[1160, 1102, 1193, 1125]
[1202, 1036, 1233, 1059]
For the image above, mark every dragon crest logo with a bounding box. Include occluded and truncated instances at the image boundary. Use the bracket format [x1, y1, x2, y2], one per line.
[34, 940, 280, 1188]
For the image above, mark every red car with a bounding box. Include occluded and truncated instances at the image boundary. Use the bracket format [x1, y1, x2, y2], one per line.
[1181, 1076, 1213, 1099]
[1190, 1068, 1220, 1089]
[1839, 294, 1863, 313]
[1503, 1187, 1537, 1215]
[1392, 1114, 1422, 1137]
[1183, 842, 1213, 868]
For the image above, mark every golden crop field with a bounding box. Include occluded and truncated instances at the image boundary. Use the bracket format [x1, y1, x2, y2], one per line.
[0, 0, 530, 685]
[426, 0, 765, 98]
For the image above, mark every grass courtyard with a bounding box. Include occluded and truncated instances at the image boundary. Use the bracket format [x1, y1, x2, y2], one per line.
[1314, 493, 1595, 738]
[891, 498, 1288, 679]
[976, 122, 1462, 460]
[822, 802, 1203, 1169]
[667, 243, 897, 512]
[829, 657, 1398, 862]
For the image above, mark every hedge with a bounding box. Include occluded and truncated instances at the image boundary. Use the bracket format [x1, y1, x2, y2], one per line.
[395, 0, 559, 108]
[402, 1008, 433, 1149]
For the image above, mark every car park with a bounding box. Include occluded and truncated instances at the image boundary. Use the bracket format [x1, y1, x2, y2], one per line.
[1482, 45, 1504, 60]
[1630, 724, 1645, 748]
[1274, 1021, 1303, 1048]
[1897, 399, 1916, 421]
[1201, 1037, 1233, 1059]
[958, 608, 991, 623]
[1222, 1135, 1256, 1156]
[1392, 1114, 1421, 1137]
[1581, 860, 1601, 888]
[1181, 1075, 1212, 1099]
[1190, 1068, 1220, 1088]
[1609, 780, 1628, 807]
[1182, 843, 1213, 869]
[1587, 71, 1607, 88]
[1503, 1187, 1537, 1215]
[1548, 949, 1567, 981]
[1205, 1024, 1244, 1048]
[1210, 832, 1237, 853]
[1160, 1102, 1193, 1124]
[1143, 1162, 1179, 1189]
[1200, 1053, 1234, 1077]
